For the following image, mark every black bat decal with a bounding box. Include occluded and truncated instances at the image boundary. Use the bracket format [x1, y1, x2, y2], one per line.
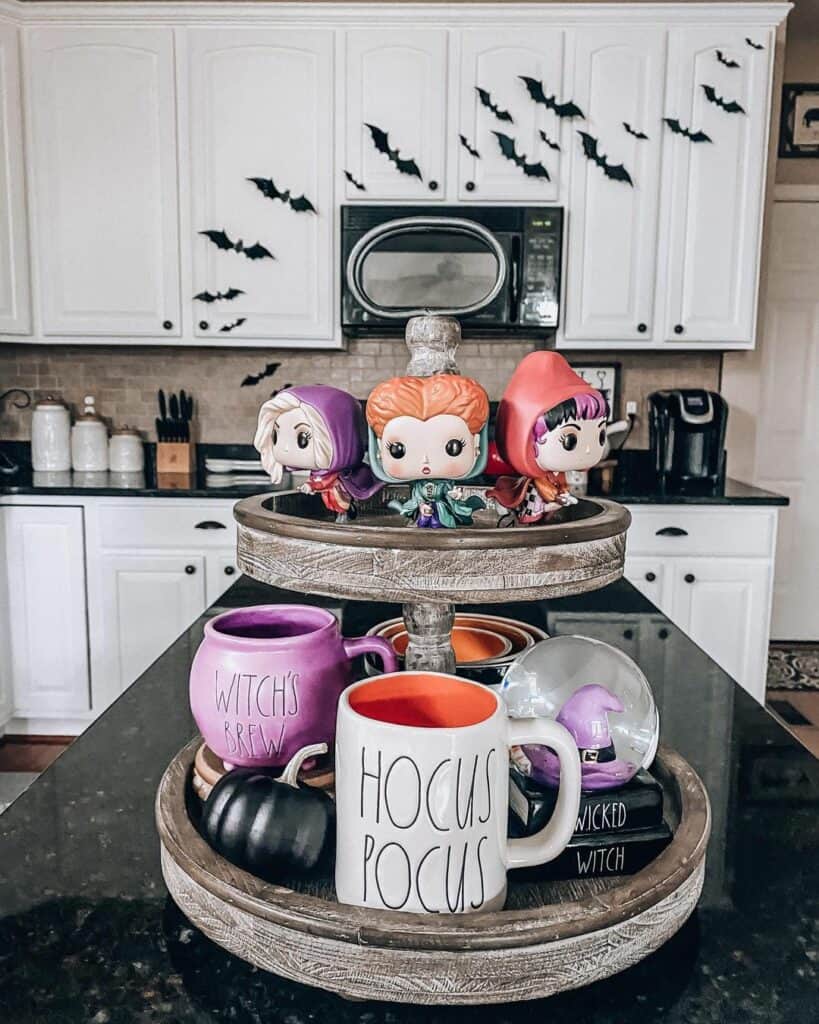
[538, 130, 561, 151]
[492, 132, 550, 180]
[364, 124, 422, 179]
[219, 317, 246, 333]
[716, 49, 740, 68]
[193, 287, 244, 304]
[241, 361, 281, 388]
[519, 76, 584, 119]
[246, 177, 316, 213]
[474, 87, 513, 123]
[623, 122, 649, 140]
[702, 84, 745, 114]
[200, 230, 274, 261]
[664, 118, 712, 143]
[459, 133, 481, 158]
[344, 170, 366, 192]
[577, 132, 633, 186]
[746, 37, 764, 50]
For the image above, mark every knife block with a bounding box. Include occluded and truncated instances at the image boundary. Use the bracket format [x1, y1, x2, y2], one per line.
[156, 442, 195, 475]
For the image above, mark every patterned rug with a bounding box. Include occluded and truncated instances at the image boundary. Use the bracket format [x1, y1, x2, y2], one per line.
[767, 643, 819, 692]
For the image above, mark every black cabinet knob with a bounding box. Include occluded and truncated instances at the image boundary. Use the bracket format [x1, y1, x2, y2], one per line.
[163, 320, 173, 331]
[674, 324, 684, 335]
[658, 628, 669, 640]
[645, 571, 656, 582]
[465, 181, 476, 192]
[185, 564, 196, 575]
[637, 322, 648, 333]
[428, 180, 439, 192]
[684, 572, 696, 584]
[623, 628, 634, 641]
[224, 565, 236, 577]
[199, 320, 209, 331]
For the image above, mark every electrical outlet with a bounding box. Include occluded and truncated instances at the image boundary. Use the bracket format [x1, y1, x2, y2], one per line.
[626, 400, 638, 417]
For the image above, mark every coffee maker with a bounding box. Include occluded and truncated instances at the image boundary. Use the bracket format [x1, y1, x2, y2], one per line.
[648, 389, 728, 493]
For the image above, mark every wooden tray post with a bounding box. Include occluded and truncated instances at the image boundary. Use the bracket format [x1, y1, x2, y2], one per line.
[402, 601, 455, 673]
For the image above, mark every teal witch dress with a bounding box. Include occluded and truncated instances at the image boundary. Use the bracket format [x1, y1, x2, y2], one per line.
[389, 479, 486, 528]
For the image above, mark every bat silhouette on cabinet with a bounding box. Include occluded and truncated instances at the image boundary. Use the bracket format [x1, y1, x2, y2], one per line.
[459, 134, 481, 158]
[577, 132, 633, 185]
[745, 37, 764, 50]
[193, 288, 245, 304]
[475, 87, 514, 123]
[241, 362, 281, 388]
[219, 317, 247, 333]
[200, 230, 274, 260]
[492, 132, 550, 179]
[702, 84, 746, 114]
[664, 118, 713, 143]
[715, 50, 740, 68]
[623, 122, 649, 140]
[247, 177, 317, 213]
[539, 130, 561, 151]
[344, 170, 366, 191]
[519, 76, 584, 119]
[364, 124, 422, 179]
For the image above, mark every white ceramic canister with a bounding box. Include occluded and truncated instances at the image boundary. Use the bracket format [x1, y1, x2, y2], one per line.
[31, 396, 72, 472]
[71, 396, 108, 472]
[109, 427, 145, 473]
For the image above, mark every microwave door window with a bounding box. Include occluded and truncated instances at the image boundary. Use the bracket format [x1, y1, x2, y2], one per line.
[359, 235, 499, 314]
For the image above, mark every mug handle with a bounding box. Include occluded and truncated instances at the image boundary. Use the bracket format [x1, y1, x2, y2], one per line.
[505, 718, 582, 870]
[343, 636, 398, 675]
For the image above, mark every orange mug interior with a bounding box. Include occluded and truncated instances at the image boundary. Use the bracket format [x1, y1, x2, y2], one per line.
[348, 673, 497, 729]
[390, 626, 508, 663]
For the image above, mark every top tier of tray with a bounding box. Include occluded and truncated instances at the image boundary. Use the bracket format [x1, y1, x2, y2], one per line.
[235, 315, 630, 607]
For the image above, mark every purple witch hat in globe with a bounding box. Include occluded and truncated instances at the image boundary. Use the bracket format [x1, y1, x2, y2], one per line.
[523, 683, 638, 792]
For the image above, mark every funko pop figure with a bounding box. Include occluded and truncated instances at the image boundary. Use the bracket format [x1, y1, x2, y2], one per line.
[254, 385, 382, 522]
[366, 374, 490, 528]
[488, 352, 607, 525]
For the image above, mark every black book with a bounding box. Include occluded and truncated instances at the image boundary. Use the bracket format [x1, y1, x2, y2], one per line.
[508, 766, 664, 839]
[510, 823, 673, 882]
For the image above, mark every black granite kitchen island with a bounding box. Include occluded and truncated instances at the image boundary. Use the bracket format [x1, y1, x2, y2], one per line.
[0, 576, 816, 1023]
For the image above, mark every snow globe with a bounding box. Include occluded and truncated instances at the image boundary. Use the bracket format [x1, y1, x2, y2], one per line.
[500, 634, 659, 791]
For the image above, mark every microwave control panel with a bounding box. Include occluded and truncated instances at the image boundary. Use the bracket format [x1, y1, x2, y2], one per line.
[519, 209, 562, 327]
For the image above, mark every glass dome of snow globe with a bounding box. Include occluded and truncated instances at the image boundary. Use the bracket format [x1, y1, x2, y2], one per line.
[500, 634, 659, 792]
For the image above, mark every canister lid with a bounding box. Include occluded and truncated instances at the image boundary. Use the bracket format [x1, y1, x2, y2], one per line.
[34, 395, 68, 409]
[111, 426, 141, 437]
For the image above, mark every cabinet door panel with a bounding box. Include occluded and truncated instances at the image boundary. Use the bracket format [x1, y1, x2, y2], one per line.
[187, 29, 334, 340]
[344, 29, 447, 200]
[27, 27, 180, 336]
[1, 506, 89, 715]
[659, 27, 773, 344]
[0, 23, 30, 334]
[100, 553, 206, 693]
[457, 28, 564, 201]
[563, 28, 665, 342]
[206, 550, 239, 606]
[624, 555, 670, 614]
[671, 559, 770, 701]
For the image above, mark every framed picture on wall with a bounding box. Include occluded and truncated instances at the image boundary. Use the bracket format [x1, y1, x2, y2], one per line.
[569, 363, 619, 421]
[779, 83, 819, 158]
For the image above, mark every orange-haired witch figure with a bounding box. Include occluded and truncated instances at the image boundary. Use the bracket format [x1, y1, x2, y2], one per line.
[366, 374, 490, 528]
[488, 352, 608, 525]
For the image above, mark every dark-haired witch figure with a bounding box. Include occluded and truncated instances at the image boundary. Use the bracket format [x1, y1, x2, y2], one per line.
[488, 352, 608, 525]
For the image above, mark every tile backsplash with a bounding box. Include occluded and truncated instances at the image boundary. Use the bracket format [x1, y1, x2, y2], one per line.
[0, 341, 720, 450]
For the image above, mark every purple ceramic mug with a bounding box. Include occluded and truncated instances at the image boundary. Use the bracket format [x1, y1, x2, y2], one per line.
[189, 604, 397, 768]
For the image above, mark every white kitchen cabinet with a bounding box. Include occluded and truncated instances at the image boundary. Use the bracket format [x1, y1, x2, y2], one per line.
[343, 28, 448, 200]
[98, 552, 206, 696]
[657, 26, 774, 345]
[206, 551, 240, 606]
[623, 554, 670, 610]
[0, 506, 90, 719]
[26, 26, 180, 337]
[0, 21, 30, 335]
[186, 28, 335, 342]
[562, 27, 666, 342]
[0, 511, 13, 731]
[456, 28, 566, 202]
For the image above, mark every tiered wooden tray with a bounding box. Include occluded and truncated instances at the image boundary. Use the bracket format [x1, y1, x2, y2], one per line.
[157, 739, 710, 1005]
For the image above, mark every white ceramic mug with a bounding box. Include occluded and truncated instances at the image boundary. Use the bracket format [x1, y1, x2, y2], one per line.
[334, 671, 582, 914]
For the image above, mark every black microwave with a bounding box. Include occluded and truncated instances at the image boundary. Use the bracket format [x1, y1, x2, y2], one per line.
[341, 205, 563, 337]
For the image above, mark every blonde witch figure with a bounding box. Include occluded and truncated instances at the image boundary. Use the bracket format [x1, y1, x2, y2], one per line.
[254, 386, 382, 522]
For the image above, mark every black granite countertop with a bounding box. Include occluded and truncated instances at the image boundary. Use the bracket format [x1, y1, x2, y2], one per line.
[0, 576, 816, 1022]
[0, 442, 788, 505]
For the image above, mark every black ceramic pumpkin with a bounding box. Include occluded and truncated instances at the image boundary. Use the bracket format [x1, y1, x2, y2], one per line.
[200, 743, 335, 880]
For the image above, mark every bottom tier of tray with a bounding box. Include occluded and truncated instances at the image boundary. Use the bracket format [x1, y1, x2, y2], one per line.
[156, 738, 710, 1006]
